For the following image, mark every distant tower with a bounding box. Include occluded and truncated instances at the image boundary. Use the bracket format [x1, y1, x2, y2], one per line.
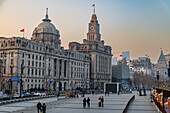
[87, 9, 101, 42]
[157, 50, 168, 79]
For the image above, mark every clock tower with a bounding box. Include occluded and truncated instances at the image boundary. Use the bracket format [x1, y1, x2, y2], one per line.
[87, 12, 101, 42]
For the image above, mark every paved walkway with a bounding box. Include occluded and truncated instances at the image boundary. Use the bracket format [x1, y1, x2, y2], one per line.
[127, 91, 158, 113]
[0, 94, 133, 113]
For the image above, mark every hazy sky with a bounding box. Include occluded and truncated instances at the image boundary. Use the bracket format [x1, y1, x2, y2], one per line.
[0, 0, 170, 63]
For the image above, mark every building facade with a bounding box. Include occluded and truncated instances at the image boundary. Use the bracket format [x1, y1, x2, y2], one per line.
[112, 58, 131, 89]
[69, 11, 112, 90]
[0, 9, 90, 93]
[157, 50, 168, 80]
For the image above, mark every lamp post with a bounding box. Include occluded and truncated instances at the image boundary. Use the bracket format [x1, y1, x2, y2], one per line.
[20, 62, 24, 98]
[168, 61, 170, 87]
[10, 66, 13, 99]
[157, 71, 159, 87]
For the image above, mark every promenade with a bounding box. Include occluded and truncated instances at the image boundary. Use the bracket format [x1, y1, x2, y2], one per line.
[127, 91, 158, 113]
[0, 93, 133, 113]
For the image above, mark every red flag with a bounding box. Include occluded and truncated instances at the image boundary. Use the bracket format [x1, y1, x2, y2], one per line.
[135, 67, 137, 69]
[47, 37, 50, 40]
[120, 55, 122, 57]
[160, 48, 162, 49]
[69, 43, 72, 46]
[85, 47, 87, 50]
[145, 54, 147, 56]
[155, 67, 157, 68]
[20, 29, 24, 32]
[144, 67, 145, 69]
[148, 56, 149, 57]
[92, 4, 95, 7]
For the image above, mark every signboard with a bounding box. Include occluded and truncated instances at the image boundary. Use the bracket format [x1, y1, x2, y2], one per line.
[11, 78, 20, 82]
[48, 80, 50, 83]
[5, 77, 9, 81]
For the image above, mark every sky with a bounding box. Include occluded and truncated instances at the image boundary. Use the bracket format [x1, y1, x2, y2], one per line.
[0, 0, 170, 63]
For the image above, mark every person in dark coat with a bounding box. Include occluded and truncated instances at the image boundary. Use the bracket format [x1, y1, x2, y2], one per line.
[105, 92, 107, 96]
[83, 98, 86, 108]
[108, 92, 109, 96]
[98, 96, 101, 107]
[37, 101, 42, 113]
[101, 96, 104, 107]
[87, 97, 90, 107]
[42, 103, 46, 113]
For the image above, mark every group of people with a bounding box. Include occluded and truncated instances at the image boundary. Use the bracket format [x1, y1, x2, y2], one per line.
[83, 97, 91, 108]
[37, 101, 46, 113]
[83, 96, 104, 108]
[98, 96, 104, 107]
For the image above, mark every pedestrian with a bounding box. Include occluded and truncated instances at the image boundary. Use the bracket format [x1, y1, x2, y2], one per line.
[105, 91, 107, 96]
[42, 103, 46, 113]
[76, 93, 79, 98]
[37, 101, 42, 113]
[87, 97, 90, 107]
[118, 91, 119, 95]
[83, 98, 86, 108]
[98, 96, 101, 107]
[107, 92, 109, 96]
[101, 96, 104, 107]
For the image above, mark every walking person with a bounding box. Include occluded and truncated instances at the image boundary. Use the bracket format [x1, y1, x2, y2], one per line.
[37, 101, 42, 113]
[105, 91, 107, 96]
[101, 96, 104, 107]
[42, 103, 46, 113]
[87, 97, 90, 107]
[83, 98, 86, 108]
[107, 92, 109, 96]
[118, 91, 120, 95]
[98, 96, 101, 107]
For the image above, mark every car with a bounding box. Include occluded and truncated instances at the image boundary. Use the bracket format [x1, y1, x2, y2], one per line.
[24, 92, 31, 97]
[13, 93, 24, 98]
[33, 92, 41, 96]
[41, 92, 46, 96]
[2, 94, 10, 100]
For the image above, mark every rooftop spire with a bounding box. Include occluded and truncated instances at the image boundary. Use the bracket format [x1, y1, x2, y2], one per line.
[46, 8, 48, 19]
[42, 8, 51, 22]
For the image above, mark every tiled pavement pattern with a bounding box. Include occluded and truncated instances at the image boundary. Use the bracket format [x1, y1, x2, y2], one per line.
[0, 94, 133, 113]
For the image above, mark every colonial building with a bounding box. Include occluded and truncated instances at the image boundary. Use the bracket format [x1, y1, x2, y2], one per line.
[69, 11, 112, 90]
[157, 50, 168, 80]
[0, 9, 91, 93]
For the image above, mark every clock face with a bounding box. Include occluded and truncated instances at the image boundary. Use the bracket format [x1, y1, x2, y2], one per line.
[90, 26, 94, 31]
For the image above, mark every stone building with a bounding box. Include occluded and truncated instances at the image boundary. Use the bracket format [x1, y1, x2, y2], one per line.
[157, 50, 168, 80]
[69, 11, 112, 90]
[0, 9, 90, 93]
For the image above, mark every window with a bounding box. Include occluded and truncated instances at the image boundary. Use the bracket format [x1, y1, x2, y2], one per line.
[32, 61, 34, 66]
[11, 52, 13, 57]
[28, 54, 30, 59]
[1, 53, 2, 57]
[32, 69, 34, 75]
[22, 53, 24, 58]
[10, 67, 13, 74]
[36, 62, 37, 66]
[36, 55, 38, 60]
[4, 60, 6, 65]
[39, 62, 41, 67]
[35, 69, 37, 75]
[4, 53, 6, 57]
[22, 60, 24, 65]
[4, 67, 6, 74]
[39, 70, 41, 75]
[28, 68, 30, 75]
[28, 61, 30, 66]
[11, 59, 13, 64]
[32, 55, 34, 59]
[39, 56, 41, 60]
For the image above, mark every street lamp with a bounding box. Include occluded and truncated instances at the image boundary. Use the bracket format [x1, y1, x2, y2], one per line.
[20, 62, 24, 98]
[10, 65, 13, 99]
[168, 61, 170, 87]
[157, 71, 159, 87]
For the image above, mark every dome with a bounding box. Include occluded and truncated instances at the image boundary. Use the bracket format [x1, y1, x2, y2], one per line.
[32, 8, 60, 42]
[91, 14, 97, 20]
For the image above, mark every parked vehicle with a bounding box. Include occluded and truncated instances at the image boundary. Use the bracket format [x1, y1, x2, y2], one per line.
[24, 92, 31, 97]
[33, 92, 41, 96]
[41, 92, 46, 96]
[0, 94, 10, 100]
[13, 93, 24, 98]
